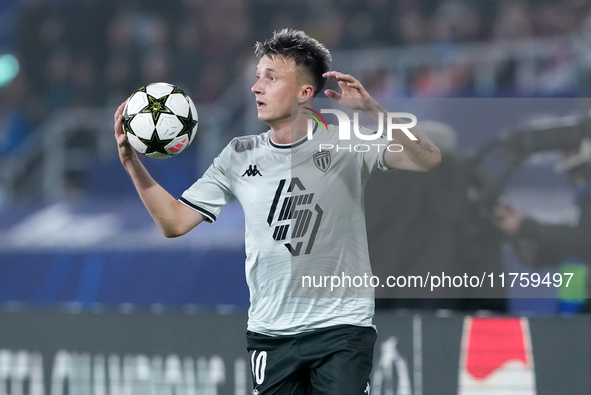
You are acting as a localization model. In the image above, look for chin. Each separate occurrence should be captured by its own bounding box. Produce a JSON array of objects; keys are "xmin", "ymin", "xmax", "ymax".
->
[{"xmin": 257, "ymin": 112, "xmax": 275, "ymax": 122}]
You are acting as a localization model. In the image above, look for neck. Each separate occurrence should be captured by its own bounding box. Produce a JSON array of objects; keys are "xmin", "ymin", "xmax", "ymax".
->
[{"xmin": 269, "ymin": 112, "xmax": 308, "ymax": 145}]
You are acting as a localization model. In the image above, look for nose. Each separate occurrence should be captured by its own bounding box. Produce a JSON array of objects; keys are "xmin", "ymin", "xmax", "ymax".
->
[{"xmin": 251, "ymin": 78, "xmax": 262, "ymax": 94}]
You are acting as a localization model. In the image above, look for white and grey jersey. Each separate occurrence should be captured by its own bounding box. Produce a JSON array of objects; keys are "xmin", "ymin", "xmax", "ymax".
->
[{"xmin": 180, "ymin": 125, "xmax": 389, "ymax": 336}]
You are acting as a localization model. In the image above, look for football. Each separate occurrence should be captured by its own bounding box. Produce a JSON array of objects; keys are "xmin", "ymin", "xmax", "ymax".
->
[{"xmin": 122, "ymin": 82, "xmax": 198, "ymax": 159}]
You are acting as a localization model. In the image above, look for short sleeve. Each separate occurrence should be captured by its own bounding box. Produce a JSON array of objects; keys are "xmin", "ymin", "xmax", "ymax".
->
[
  {"xmin": 179, "ymin": 142, "xmax": 236, "ymax": 223},
  {"xmin": 353, "ymin": 125, "xmax": 392, "ymax": 175}
]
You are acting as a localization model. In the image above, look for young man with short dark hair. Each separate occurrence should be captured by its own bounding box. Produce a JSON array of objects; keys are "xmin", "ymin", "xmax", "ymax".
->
[{"xmin": 114, "ymin": 28, "xmax": 440, "ymax": 394}]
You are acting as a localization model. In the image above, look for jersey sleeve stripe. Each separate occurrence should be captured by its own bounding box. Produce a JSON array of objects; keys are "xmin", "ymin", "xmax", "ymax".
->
[{"xmin": 179, "ymin": 197, "xmax": 217, "ymax": 223}]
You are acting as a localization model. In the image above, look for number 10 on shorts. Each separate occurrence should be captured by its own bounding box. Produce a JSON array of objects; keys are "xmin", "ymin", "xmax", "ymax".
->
[{"xmin": 251, "ymin": 350, "xmax": 268, "ymax": 385}]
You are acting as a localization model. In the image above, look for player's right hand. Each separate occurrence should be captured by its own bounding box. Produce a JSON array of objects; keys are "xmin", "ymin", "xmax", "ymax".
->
[
  {"xmin": 322, "ymin": 71, "xmax": 377, "ymax": 112},
  {"xmin": 113, "ymin": 101, "xmax": 137, "ymax": 164}
]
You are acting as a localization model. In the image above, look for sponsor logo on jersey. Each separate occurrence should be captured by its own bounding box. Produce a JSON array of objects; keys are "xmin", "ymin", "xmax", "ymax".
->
[{"xmin": 242, "ymin": 165, "xmax": 262, "ymax": 177}]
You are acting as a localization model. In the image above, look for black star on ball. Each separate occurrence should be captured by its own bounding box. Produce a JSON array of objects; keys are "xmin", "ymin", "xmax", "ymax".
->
[
  {"xmin": 177, "ymin": 111, "xmax": 198, "ymax": 141},
  {"xmin": 140, "ymin": 94, "xmax": 174, "ymax": 124},
  {"xmin": 140, "ymin": 131, "xmax": 173, "ymax": 156}
]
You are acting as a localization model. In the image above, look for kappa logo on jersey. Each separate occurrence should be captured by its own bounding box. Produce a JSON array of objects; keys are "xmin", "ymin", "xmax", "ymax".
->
[
  {"xmin": 267, "ymin": 177, "xmax": 324, "ymax": 256},
  {"xmin": 242, "ymin": 165, "xmax": 262, "ymax": 177},
  {"xmin": 313, "ymin": 150, "xmax": 331, "ymax": 172}
]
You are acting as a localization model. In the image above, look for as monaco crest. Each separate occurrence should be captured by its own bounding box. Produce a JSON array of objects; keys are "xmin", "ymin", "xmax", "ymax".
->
[{"xmin": 313, "ymin": 150, "xmax": 331, "ymax": 172}]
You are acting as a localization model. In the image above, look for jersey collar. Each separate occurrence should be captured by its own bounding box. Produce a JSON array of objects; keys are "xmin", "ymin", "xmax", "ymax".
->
[{"xmin": 268, "ymin": 123, "xmax": 318, "ymax": 149}]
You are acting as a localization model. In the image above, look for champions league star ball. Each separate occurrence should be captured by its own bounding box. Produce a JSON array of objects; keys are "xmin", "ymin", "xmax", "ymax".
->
[{"xmin": 123, "ymin": 82, "xmax": 198, "ymax": 159}]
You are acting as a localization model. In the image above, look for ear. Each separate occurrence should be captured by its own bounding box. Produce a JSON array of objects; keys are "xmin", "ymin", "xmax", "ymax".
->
[{"xmin": 298, "ymin": 84, "xmax": 315, "ymax": 100}]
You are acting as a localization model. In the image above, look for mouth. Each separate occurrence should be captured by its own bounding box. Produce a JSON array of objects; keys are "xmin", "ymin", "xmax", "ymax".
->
[{"xmin": 256, "ymin": 100, "xmax": 266, "ymax": 109}]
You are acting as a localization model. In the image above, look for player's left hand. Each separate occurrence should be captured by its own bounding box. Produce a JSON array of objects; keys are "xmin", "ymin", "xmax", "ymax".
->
[{"xmin": 323, "ymin": 71, "xmax": 378, "ymax": 112}]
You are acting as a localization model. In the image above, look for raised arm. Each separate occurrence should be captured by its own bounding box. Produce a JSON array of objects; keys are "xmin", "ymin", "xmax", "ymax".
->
[
  {"xmin": 114, "ymin": 102, "xmax": 204, "ymax": 237},
  {"xmin": 323, "ymin": 71, "xmax": 441, "ymax": 172}
]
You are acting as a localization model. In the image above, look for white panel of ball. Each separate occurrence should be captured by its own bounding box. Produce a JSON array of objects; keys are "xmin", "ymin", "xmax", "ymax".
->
[
  {"xmin": 126, "ymin": 133, "xmax": 148, "ymax": 154},
  {"xmin": 129, "ymin": 113, "xmax": 155, "ymax": 140},
  {"xmin": 146, "ymin": 83, "xmax": 174, "ymax": 99},
  {"xmin": 188, "ymin": 96, "xmax": 198, "ymax": 143},
  {"xmin": 165, "ymin": 93, "xmax": 190, "ymax": 118},
  {"xmin": 155, "ymin": 113, "xmax": 184, "ymax": 140},
  {"xmin": 126, "ymin": 92, "xmax": 149, "ymax": 115},
  {"xmin": 165, "ymin": 134, "xmax": 190, "ymax": 155}
]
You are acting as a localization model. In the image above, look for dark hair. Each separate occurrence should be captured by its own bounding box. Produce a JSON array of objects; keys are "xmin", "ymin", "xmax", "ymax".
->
[{"xmin": 254, "ymin": 29, "xmax": 332, "ymax": 97}]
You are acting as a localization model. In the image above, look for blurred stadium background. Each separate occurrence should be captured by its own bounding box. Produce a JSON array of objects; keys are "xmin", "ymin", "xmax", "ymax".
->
[{"xmin": 0, "ymin": 0, "xmax": 590, "ymax": 394}]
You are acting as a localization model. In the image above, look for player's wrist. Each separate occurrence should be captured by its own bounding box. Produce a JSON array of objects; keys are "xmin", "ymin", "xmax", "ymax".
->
[
  {"xmin": 120, "ymin": 151, "xmax": 140, "ymax": 170},
  {"xmin": 361, "ymin": 100, "xmax": 383, "ymax": 115}
]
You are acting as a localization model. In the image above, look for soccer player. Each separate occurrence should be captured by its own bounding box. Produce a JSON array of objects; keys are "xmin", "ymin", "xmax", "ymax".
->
[{"xmin": 114, "ymin": 29, "xmax": 440, "ymax": 394}]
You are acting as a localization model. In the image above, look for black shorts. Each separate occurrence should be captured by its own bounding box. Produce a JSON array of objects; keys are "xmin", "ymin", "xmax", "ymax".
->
[{"xmin": 246, "ymin": 324, "xmax": 377, "ymax": 395}]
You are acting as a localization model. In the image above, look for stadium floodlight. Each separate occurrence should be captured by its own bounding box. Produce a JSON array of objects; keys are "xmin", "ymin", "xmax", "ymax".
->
[{"xmin": 0, "ymin": 54, "xmax": 19, "ymax": 87}]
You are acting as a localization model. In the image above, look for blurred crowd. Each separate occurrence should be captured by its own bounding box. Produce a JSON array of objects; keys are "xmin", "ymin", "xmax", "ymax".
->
[
  {"xmin": 0, "ymin": 0, "xmax": 590, "ymax": 314},
  {"xmin": 2, "ymin": 0, "xmax": 591, "ymax": 156}
]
